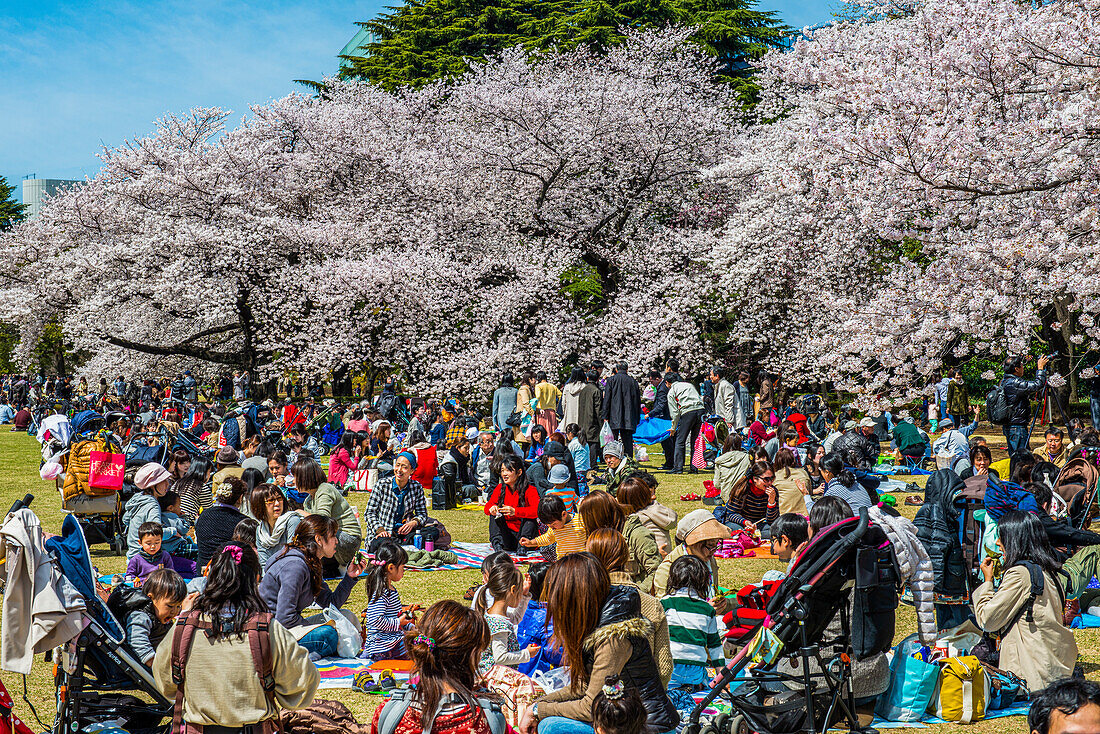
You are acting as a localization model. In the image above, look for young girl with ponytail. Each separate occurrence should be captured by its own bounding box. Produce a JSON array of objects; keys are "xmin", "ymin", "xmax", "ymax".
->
[
  {"xmin": 362, "ymin": 541, "xmax": 415, "ymax": 661},
  {"xmin": 475, "ymin": 561, "xmax": 539, "ymax": 673},
  {"xmin": 257, "ymin": 515, "xmax": 367, "ymax": 658},
  {"xmin": 370, "ymin": 600, "xmax": 503, "ymax": 734}
]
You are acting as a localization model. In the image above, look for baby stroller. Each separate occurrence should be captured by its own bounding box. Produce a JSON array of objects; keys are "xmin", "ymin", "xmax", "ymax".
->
[
  {"xmin": 46, "ymin": 512, "xmax": 173, "ymax": 734},
  {"xmin": 685, "ymin": 508, "xmax": 898, "ymax": 734},
  {"xmin": 54, "ymin": 411, "xmax": 128, "ymax": 556},
  {"xmin": 1054, "ymin": 457, "xmax": 1100, "ymax": 529}
]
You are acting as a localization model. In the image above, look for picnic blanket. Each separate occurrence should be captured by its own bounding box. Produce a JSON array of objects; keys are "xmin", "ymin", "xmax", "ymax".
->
[
  {"xmin": 870, "ymin": 701, "xmax": 1031, "ymax": 728},
  {"xmin": 314, "ymin": 657, "xmax": 413, "ymax": 689}
]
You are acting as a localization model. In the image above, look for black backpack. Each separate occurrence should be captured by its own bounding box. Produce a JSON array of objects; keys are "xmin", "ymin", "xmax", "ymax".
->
[
  {"xmin": 986, "ymin": 381, "xmax": 1011, "ymax": 425},
  {"xmin": 999, "ymin": 561, "xmax": 1063, "ymax": 638}
]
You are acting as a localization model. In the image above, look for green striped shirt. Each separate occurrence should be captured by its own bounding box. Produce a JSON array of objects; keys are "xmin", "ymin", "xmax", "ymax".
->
[{"xmin": 661, "ymin": 589, "xmax": 724, "ymax": 667}]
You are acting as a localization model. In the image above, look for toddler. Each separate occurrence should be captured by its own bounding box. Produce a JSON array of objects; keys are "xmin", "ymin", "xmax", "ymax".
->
[
  {"xmin": 157, "ymin": 489, "xmax": 197, "ymax": 559},
  {"xmin": 545, "ymin": 464, "xmax": 578, "ymax": 514},
  {"xmin": 118, "ymin": 568, "xmax": 194, "ymax": 666},
  {"xmin": 591, "ymin": 676, "xmax": 647, "ymax": 734},
  {"xmin": 126, "ymin": 522, "xmax": 198, "ymax": 581},
  {"xmin": 476, "ymin": 561, "xmax": 539, "ymax": 673},
  {"xmin": 521, "ymin": 496, "xmax": 587, "ymax": 557},
  {"xmin": 516, "ymin": 562, "xmax": 562, "ymax": 676},
  {"xmin": 661, "ymin": 554, "xmax": 724, "ymax": 690},
  {"xmin": 565, "ymin": 423, "xmax": 591, "ymax": 497},
  {"xmin": 361, "ymin": 542, "xmax": 416, "ymax": 661}
]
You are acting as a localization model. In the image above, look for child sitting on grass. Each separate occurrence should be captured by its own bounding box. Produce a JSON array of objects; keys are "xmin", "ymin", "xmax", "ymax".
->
[
  {"xmin": 116, "ymin": 568, "xmax": 195, "ymax": 666},
  {"xmin": 126, "ymin": 522, "xmax": 198, "ymax": 582},
  {"xmin": 476, "ymin": 561, "xmax": 539, "ymax": 673},
  {"xmin": 520, "ymin": 495, "xmax": 587, "ymax": 558},
  {"xmin": 660, "ymin": 554, "xmax": 725, "ymax": 691},
  {"xmin": 516, "ymin": 562, "xmax": 563, "ymax": 676},
  {"xmin": 361, "ymin": 541, "xmax": 416, "ymax": 661}
]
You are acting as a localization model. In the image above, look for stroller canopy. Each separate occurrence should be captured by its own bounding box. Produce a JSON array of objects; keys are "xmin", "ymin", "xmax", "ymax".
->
[{"xmin": 44, "ymin": 514, "xmax": 124, "ymax": 641}]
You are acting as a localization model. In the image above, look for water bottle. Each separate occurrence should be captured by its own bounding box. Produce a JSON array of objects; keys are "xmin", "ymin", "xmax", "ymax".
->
[
  {"xmin": 413, "ymin": 532, "xmax": 424, "ymax": 550},
  {"xmin": 424, "ymin": 538, "xmax": 434, "ymax": 552}
]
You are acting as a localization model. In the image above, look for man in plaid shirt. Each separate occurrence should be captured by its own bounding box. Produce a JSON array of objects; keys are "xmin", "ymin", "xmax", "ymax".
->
[{"xmin": 364, "ymin": 452, "xmax": 428, "ymax": 543}]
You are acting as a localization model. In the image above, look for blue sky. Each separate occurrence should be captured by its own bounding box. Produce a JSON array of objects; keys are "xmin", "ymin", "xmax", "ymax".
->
[{"xmin": 1, "ymin": 0, "xmax": 833, "ymax": 201}]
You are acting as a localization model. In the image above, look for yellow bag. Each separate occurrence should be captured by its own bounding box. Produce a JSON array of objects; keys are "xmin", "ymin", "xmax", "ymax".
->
[{"xmin": 928, "ymin": 655, "xmax": 987, "ymax": 724}]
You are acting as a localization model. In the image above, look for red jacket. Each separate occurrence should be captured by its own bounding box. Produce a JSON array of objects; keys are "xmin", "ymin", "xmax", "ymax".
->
[{"xmin": 485, "ymin": 481, "xmax": 540, "ymax": 530}]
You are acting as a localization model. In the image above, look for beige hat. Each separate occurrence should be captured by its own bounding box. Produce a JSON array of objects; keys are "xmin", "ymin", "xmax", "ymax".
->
[{"xmin": 676, "ymin": 509, "xmax": 732, "ymax": 546}]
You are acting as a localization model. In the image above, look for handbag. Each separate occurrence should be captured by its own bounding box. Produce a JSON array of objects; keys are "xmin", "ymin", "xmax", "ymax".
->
[
  {"xmin": 691, "ymin": 431, "xmax": 708, "ymax": 470},
  {"xmin": 876, "ymin": 646, "xmax": 941, "ymax": 722},
  {"xmin": 88, "ymin": 434, "xmax": 125, "ymax": 493},
  {"xmin": 505, "ymin": 411, "xmax": 522, "ymax": 428}
]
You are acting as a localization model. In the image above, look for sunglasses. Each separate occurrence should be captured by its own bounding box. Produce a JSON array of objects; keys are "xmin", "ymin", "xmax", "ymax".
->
[{"xmin": 759, "ymin": 475, "xmax": 776, "ymax": 484}]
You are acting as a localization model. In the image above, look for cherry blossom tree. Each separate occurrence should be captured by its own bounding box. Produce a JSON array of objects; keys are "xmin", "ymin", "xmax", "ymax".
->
[
  {"xmin": 707, "ymin": 0, "xmax": 1100, "ymax": 403},
  {"xmin": 0, "ymin": 29, "xmax": 739, "ymax": 396}
]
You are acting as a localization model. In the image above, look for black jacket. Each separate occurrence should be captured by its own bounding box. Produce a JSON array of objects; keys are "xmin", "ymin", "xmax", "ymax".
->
[
  {"xmin": 1040, "ymin": 513, "xmax": 1100, "ymax": 559},
  {"xmin": 603, "ymin": 372, "xmax": 641, "ymax": 431},
  {"xmin": 1002, "ymin": 370, "xmax": 1046, "ymax": 427},
  {"xmin": 831, "ymin": 429, "xmax": 880, "ymax": 468},
  {"xmin": 914, "ymin": 470, "xmax": 968, "ymax": 597},
  {"xmin": 651, "ymin": 379, "xmax": 670, "ymax": 421},
  {"xmin": 583, "ymin": 586, "xmax": 678, "ymax": 732}
]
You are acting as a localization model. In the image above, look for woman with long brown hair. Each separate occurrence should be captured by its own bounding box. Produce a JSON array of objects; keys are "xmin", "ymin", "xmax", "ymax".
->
[
  {"xmin": 586, "ymin": 529, "xmax": 672, "ymax": 687},
  {"xmin": 520, "ymin": 553, "xmax": 677, "ymax": 734},
  {"xmin": 257, "ymin": 515, "xmax": 367, "ymax": 658},
  {"xmin": 370, "ymin": 600, "xmax": 503, "ymax": 734},
  {"xmin": 579, "ymin": 491, "xmax": 661, "ymax": 591}
]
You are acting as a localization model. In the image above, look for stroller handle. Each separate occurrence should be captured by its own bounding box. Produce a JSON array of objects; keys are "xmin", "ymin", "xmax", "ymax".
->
[{"xmin": 8, "ymin": 494, "xmax": 33, "ymax": 516}]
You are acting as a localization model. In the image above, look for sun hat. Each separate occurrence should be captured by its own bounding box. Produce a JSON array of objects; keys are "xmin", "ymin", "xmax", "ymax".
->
[
  {"xmin": 676, "ymin": 509, "xmax": 733, "ymax": 546},
  {"xmin": 215, "ymin": 446, "xmax": 240, "ymax": 465},
  {"xmin": 548, "ymin": 464, "xmax": 570, "ymax": 484},
  {"xmin": 135, "ymin": 462, "xmax": 172, "ymax": 490}
]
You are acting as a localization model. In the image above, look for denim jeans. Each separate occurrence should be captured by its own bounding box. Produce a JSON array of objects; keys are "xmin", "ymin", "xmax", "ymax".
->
[
  {"xmin": 298, "ymin": 624, "xmax": 339, "ymax": 658},
  {"xmin": 538, "ymin": 718, "xmax": 673, "ymax": 734},
  {"xmin": 939, "ymin": 400, "xmax": 952, "ymax": 428},
  {"xmin": 1091, "ymin": 396, "xmax": 1100, "ymax": 431},
  {"xmin": 1003, "ymin": 424, "xmax": 1030, "ymax": 455}
]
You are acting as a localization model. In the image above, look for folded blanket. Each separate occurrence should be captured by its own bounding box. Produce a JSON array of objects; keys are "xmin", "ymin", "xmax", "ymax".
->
[{"xmin": 404, "ymin": 549, "xmax": 460, "ymax": 569}]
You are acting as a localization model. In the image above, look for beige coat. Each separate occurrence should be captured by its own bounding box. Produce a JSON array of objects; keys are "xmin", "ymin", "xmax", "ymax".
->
[
  {"xmin": 634, "ymin": 502, "xmax": 677, "ymax": 556},
  {"xmin": 153, "ymin": 616, "xmax": 319, "ymax": 726},
  {"xmin": 1, "ymin": 509, "xmax": 85, "ymax": 674},
  {"xmin": 713, "ymin": 450, "xmax": 752, "ymax": 502},
  {"xmin": 973, "ymin": 567, "xmax": 1077, "ymax": 691},
  {"xmin": 610, "ymin": 571, "xmax": 673, "ymax": 687},
  {"xmin": 774, "ymin": 467, "xmax": 810, "ymax": 515}
]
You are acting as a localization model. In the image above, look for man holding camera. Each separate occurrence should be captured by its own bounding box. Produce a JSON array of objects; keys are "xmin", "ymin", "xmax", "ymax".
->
[{"xmin": 1002, "ymin": 354, "xmax": 1050, "ymax": 455}]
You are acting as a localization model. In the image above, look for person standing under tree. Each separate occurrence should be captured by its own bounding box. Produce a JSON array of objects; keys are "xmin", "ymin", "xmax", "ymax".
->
[
  {"xmin": 603, "ymin": 363, "xmax": 641, "ymax": 462},
  {"xmin": 1001, "ymin": 355, "xmax": 1050, "ymax": 455}
]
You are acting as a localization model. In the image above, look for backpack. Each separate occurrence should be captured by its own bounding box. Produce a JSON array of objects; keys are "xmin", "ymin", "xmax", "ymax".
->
[
  {"xmin": 999, "ymin": 561, "xmax": 1062, "ymax": 639},
  {"xmin": 106, "ymin": 584, "xmax": 152, "ymax": 623},
  {"xmin": 985, "ymin": 382, "xmax": 1011, "ymax": 425},
  {"xmin": 374, "ymin": 688, "xmax": 506, "ymax": 734},
  {"xmin": 279, "ymin": 700, "xmax": 369, "ymax": 734},
  {"xmin": 170, "ymin": 611, "xmax": 282, "ymax": 734}
]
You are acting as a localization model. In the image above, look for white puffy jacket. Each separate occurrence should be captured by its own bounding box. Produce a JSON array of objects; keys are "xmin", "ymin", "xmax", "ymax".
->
[{"xmin": 869, "ymin": 505, "xmax": 937, "ymax": 645}]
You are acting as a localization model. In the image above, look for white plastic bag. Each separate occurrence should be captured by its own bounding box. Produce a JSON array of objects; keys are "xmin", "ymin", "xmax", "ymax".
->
[
  {"xmin": 599, "ymin": 421, "xmax": 614, "ymax": 447},
  {"xmin": 532, "ymin": 666, "xmax": 571, "ymax": 693},
  {"xmin": 323, "ymin": 606, "xmax": 363, "ymax": 659}
]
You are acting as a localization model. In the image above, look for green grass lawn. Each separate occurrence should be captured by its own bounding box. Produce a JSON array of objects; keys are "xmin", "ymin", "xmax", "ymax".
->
[{"xmin": 0, "ymin": 427, "xmax": 1094, "ymax": 733}]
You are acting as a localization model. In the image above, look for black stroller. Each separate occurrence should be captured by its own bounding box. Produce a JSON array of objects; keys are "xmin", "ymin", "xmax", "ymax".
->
[
  {"xmin": 46, "ymin": 512, "xmax": 173, "ymax": 734},
  {"xmin": 685, "ymin": 508, "xmax": 898, "ymax": 734}
]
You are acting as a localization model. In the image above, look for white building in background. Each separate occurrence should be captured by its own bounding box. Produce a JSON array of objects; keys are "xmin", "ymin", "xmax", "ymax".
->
[{"xmin": 21, "ymin": 176, "xmax": 80, "ymax": 219}]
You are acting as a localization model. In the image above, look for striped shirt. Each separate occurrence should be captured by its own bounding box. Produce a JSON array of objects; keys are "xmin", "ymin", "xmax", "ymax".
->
[
  {"xmin": 362, "ymin": 586, "xmax": 405, "ymax": 659},
  {"xmin": 722, "ymin": 490, "xmax": 778, "ymax": 528},
  {"xmin": 529, "ymin": 514, "xmax": 587, "ymax": 556},
  {"xmin": 822, "ymin": 479, "xmax": 874, "ymax": 515},
  {"xmin": 546, "ymin": 485, "xmax": 579, "ymax": 514},
  {"xmin": 661, "ymin": 589, "xmax": 724, "ymax": 668}
]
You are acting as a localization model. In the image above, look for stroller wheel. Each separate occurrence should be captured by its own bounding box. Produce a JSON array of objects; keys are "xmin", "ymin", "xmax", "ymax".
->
[
  {"xmin": 711, "ymin": 713, "xmax": 729, "ymax": 733},
  {"xmin": 729, "ymin": 714, "xmax": 751, "ymax": 734}
]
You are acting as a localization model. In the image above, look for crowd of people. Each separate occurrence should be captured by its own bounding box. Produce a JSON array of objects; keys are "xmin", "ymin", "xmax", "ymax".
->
[{"xmin": 7, "ymin": 353, "xmax": 1100, "ymax": 734}]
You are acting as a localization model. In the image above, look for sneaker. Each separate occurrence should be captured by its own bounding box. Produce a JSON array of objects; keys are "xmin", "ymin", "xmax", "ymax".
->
[
  {"xmin": 904, "ymin": 495, "xmax": 924, "ymax": 506},
  {"xmin": 463, "ymin": 585, "xmax": 478, "ymax": 601},
  {"xmin": 353, "ymin": 670, "xmax": 379, "ymax": 693},
  {"xmin": 378, "ymin": 669, "xmax": 398, "ymax": 690}
]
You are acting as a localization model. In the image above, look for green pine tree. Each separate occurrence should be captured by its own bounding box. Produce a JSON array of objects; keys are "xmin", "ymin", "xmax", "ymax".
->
[
  {"xmin": 0, "ymin": 176, "xmax": 25, "ymax": 230},
  {"xmin": 339, "ymin": 0, "xmax": 787, "ymax": 91}
]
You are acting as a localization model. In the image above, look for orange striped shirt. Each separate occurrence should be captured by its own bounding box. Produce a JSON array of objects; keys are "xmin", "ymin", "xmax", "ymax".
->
[{"xmin": 530, "ymin": 514, "xmax": 587, "ymax": 555}]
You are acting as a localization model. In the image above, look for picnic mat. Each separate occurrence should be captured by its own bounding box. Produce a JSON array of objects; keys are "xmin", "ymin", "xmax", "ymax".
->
[
  {"xmin": 314, "ymin": 657, "xmax": 413, "ymax": 689},
  {"xmin": 870, "ymin": 701, "xmax": 1031, "ymax": 728}
]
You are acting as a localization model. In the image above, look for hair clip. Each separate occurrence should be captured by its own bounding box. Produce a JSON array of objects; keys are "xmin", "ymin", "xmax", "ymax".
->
[
  {"xmin": 414, "ymin": 634, "xmax": 435, "ymax": 651},
  {"xmin": 601, "ymin": 680, "xmax": 625, "ymax": 700},
  {"xmin": 370, "ymin": 558, "xmax": 387, "ymax": 566},
  {"xmin": 222, "ymin": 545, "xmax": 243, "ymax": 565}
]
